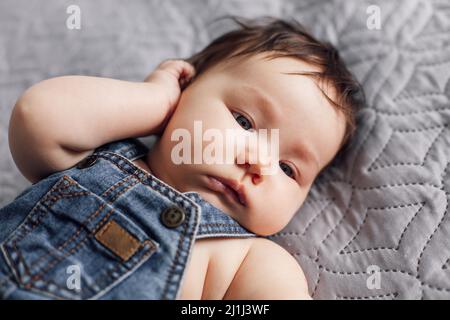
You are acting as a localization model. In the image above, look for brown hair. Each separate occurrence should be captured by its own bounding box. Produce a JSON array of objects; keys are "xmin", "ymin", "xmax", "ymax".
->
[{"xmin": 184, "ymin": 16, "xmax": 365, "ymax": 148}]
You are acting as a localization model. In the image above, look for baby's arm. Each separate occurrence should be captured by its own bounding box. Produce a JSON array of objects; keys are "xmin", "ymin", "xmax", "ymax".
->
[
  {"xmin": 223, "ymin": 237, "xmax": 311, "ymax": 300},
  {"xmin": 8, "ymin": 60, "xmax": 194, "ymax": 183}
]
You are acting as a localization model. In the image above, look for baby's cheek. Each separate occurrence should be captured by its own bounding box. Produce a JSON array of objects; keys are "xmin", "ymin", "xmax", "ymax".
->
[
  {"xmin": 272, "ymin": 192, "xmax": 306, "ymax": 231},
  {"xmin": 243, "ymin": 201, "xmax": 295, "ymax": 236},
  {"xmin": 242, "ymin": 183, "xmax": 305, "ymax": 235}
]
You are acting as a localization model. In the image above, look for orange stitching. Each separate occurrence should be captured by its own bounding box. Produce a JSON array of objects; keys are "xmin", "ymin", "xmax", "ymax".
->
[
  {"xmin": 28, "ymin": 214, "xmax": 155, "ymax": 300},
  {"xmin": 28, "ymin": 202, "xmax": 108, "ymax": 269},
  {"xmin": 99, "ymin": 240, "xmax": 155, "ymax": 290},
  {"xmin": 30, "ymin": 209, "xmax": 114, "ymax": 282},
  {"xmin": 108, "ymin": 180, "xmax": 139, "ymax": 203},
  {"xmin": 102, "ymin": 175, "xmax": 133, "ymax": 198}
]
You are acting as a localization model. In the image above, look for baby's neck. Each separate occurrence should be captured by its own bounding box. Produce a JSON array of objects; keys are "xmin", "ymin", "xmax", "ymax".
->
[{"xmin": 145, "ymin": 140, "xmax": 174, "ymax": 187}]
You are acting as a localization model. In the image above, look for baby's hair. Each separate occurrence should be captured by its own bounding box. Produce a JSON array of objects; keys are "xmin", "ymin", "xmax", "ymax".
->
[{"xmin": 184, "ymin": 16, "xmax": 365, "ymax": 149}]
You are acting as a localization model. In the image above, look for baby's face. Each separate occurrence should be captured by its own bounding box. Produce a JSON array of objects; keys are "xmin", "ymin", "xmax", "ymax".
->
[{"xmin": 148, "ymin": 53, "xmax": 346, "ymax": 236}]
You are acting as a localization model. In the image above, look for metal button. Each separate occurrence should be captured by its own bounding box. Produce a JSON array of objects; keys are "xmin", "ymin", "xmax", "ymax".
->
[
  {"xmin": 161, "ymin": 207, "xmax": 185, "ymax": 228},
  {"xmin": 76, "ymin": 155, "xmax": 98, "ymax": 169}
]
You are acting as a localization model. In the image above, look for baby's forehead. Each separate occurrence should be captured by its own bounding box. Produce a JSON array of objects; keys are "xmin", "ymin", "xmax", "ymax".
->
[
  {"xmin": 230, "ymin": 58, "xmax": 337, "ymax": 108},
  {"xmin": 218, "ymin": 52, "xmax": 322, "ymax": 75},
  {"xmin": 204, "ymin": 53, "xmax": 342, "ymax": 124}
]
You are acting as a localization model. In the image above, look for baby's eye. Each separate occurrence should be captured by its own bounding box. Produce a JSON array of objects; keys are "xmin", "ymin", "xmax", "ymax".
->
[
  {"xmin": 232, "ymin": 111, "xmax": 253, "ymax": 130},
  {"xmin": 279, "ymin": 161, "xmax": 295, "ymax": 179}
]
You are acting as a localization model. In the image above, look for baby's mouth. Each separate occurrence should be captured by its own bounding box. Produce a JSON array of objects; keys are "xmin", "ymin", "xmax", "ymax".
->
[{"xmin": 206, "ymin": 175, "xmax": 247, "ymax": 207}]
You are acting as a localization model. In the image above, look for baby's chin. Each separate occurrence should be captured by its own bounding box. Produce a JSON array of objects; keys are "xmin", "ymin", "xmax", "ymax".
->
[{"xmin": 189, "ymin": 190, "xmax": 282, "ymax": 236}]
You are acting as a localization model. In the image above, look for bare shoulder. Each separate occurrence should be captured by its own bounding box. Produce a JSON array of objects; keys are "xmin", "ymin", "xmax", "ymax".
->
[{"xmin": 222, "ymin": 237, "xmax": 311, "ymax": 300}]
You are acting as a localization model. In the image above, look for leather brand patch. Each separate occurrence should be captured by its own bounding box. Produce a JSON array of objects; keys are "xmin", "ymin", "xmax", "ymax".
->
[{"xmin": 95, "ymin": 219, "xmax": 141, "ymax": 261}]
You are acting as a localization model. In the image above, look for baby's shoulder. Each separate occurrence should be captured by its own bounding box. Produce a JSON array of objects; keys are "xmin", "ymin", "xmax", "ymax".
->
[
  {"xmin": 222, "ymin": 237, "xmax": 311, "ymax": 299},
  {"xmin": 246, "ymin": 237, "xmax": 305, "ymax": 272}
]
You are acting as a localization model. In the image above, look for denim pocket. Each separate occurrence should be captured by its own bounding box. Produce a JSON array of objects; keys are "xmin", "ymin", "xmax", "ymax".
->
[{"xmin": 1, "ymin": 175, "xmax": 157, "ymax": 299}]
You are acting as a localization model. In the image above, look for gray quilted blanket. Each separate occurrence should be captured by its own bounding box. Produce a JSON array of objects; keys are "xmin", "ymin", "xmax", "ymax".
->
[{"xmin": 0, "ymin": 0, "xmax": 449, "ymax": 299}]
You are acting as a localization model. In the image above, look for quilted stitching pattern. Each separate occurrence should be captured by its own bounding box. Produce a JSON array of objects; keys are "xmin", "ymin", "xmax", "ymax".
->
[
  {"xmin": 269, "ymin": 0, "xmax": 450, "ymax": 299},
  {"xmin": 0, "ymin": 0, "xmax": 449, "ymax": 299}
]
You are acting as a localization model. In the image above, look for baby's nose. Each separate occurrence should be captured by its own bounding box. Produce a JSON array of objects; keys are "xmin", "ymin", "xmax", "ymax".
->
[{"xmin": 235, "ymin": 133, "xmax": 278, "ymax": 177}]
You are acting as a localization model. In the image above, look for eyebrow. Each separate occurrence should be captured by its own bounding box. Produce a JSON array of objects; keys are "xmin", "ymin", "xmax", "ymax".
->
[{"xmin": 239, "ymin": 84, "xmax": 320, "ymax": 174}]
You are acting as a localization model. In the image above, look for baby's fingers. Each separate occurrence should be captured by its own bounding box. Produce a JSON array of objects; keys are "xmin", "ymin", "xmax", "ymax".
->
[{"xmin": 157, "ymin": 59, "xmax": 196, "ymax": 81}]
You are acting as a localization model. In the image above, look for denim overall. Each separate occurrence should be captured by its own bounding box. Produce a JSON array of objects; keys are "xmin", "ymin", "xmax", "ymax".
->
[{"xmin": 0, "ymin": 138, "xmax": 257, "ymax": 299}]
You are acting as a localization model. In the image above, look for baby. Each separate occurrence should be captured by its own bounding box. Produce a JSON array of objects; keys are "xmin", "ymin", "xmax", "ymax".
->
[{"xmin": 0, "ymin": 17, "xmax": 362, "ymax": 300}]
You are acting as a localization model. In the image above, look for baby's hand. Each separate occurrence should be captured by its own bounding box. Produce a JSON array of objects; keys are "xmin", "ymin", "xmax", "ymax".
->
[{"xmin": 144, "ymin": 59, "xmax": 196, "ymax": 116}]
